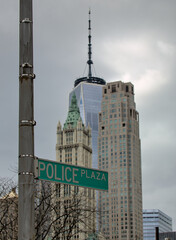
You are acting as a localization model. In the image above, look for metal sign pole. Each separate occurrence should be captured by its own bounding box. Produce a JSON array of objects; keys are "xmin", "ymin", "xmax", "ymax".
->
[{"xmin": 18, "ymin": 0, "xmax": 35, "ymax": 239}]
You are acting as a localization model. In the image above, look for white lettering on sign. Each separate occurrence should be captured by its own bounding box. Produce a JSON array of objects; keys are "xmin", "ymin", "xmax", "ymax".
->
[
  {"xmin": 86, "ymin": 171, "xmax": 90, "ymax": 179},
  {"xmin": 38, "ymin": 161, "xmax": 107, "ymax": 188},
  {"xmin": 91, "ymin": 172, "xmax": 95, "ymax": 179},
  {"xmin": 39, "ymin": 162, "xmax": 80, "ymax": 184},
  {"xmin": 65, "ymin": 167, "xmax": 71, "ymax": 182},
  {"xmin": 101, "ymin": 173, "xmax": 106, "ymax": 181},
  {"xmin": 81, "ymin": 169, "xmax": 106, "ymax": 181},
  {"xmin": 73, "ymin": 168, "xmax": 79, "ymax": 183},
  {"xmin": 97, "ymin": 172, "xmax": 100, "ymax": 180},
  {"xmin": 81, "ymin": 169, "xmax": 85, "ymax": 177},
  {"xmin": 62, "ymin": 166, "xmax": 64, "ymax": 181},
  {"xmin": 55, "ymin": 165, "xmax": 61, "ymax": 181},
  {"xmin": 46, "ymin": 164, "xmax": 53, "ymax": 179},
  {"xmin": 39, "ymin": 162, "xmax": 45, "ymax": 177}
]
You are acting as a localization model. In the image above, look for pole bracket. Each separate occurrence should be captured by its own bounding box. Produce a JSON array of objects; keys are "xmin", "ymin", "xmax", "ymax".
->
[
  {"xmin": 19, "ymin": 154, "xmax": 35, "ymax": 158},
  {"xmin": 18, "ymin": 171, "xmax": 34, "ymax": 176},
  {"xmin": 19, "ymin": 73, "xmax": 36, "ymax": 80},
  {"xmin": 20, "ymin": 120, "xmax": 36, "ymax": 127},
  {"xmin": 21, "ymin": 18, "xmax": 32, "ymax": 23},
  {"xmin": 22, "ymin": 62, "xmax": 33, "ymax": 68}
]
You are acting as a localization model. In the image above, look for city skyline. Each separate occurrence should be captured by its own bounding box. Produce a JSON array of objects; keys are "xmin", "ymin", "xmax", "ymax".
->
[{"xmin": 0, "ymin": 0, "xmax": 176, "ymax": 230}]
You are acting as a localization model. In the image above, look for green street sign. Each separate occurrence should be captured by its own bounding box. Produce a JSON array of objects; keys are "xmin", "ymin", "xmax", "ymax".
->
[{"xmin": 35, "ymin": 158, "xmax": 108, "ymax": 191}]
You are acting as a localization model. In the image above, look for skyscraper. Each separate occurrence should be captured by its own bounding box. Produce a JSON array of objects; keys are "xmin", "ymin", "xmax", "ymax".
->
[
  {"xmin": 69, "ymin": 10, "xmax": 106, "ymax": 169},
  {"xmin": 55, "ymin": 94, "xmax": 96, "ymax": 239},
  {"xmin": 143, "ymin": 209, "xmax": 172, "ymax": 240},
  {"xmin": 98, "ymin": 81, "xmax": 143, "ymax": 240}
]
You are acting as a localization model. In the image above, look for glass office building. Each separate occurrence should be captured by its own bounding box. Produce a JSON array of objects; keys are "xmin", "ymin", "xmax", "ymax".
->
[
  {"xmin": 69, "ymin": 10, "xmax": 106, "ymax": 169},
  {"xmin": 143, "ymin": 209, "xmax": 172, "ymax": 240},
  {"xmin": 69, "ymin": 81, "xmax": 105, "ymax": 168}
]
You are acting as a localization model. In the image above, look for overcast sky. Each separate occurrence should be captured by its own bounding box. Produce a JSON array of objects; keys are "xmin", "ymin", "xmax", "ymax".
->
[{"xmin": 1, "ymin": 0, "xmax": 176, "ymax": 230}]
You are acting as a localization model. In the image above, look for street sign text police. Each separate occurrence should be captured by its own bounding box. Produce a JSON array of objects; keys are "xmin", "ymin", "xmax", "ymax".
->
[{"xmin": 35, "ymin": 158, "xmax": 108, "ymax": 191}]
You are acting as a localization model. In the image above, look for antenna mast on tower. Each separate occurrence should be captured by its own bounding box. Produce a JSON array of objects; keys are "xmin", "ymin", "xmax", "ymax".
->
[
  {"xmin": 87, "ymin": 9, "xmax": 93, "ymax": 78},
  {"xmin": 74, "ymin": 9, "xmax": 106, "ymax": 87}
]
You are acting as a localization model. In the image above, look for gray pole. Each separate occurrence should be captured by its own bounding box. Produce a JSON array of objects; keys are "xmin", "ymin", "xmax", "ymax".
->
[{"xmin": 18, "ymin": 0, "xmax": 35, "ymax": 239}]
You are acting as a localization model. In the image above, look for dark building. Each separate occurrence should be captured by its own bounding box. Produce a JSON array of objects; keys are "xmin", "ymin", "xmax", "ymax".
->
[{"xmin": 159, "ymin": 232, "xmax": 176, "ymax": 240}]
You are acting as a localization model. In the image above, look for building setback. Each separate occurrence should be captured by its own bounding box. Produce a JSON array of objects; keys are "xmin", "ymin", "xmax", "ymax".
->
[
  {"xmin": 55, "ymin": 94, "xmax": 96, "ymax": 239},
  {"xmin": 98, "ymin": 81, "xmax": 143, "ymax": 240},
  {"xmin": 143, "ymin": 209, "xmax": 172, "ymax": 240}
]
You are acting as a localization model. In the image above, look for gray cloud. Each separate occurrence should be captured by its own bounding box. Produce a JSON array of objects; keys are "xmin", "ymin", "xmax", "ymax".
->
[{"xmin": 0, "ymin": 0, "xmax": 176, "ymax": 230}]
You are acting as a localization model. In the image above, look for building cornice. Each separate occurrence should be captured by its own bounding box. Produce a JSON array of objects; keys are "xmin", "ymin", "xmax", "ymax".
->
[{"xmin": 56, "ymin": 143, "xmax": 92, "ymax": 153}]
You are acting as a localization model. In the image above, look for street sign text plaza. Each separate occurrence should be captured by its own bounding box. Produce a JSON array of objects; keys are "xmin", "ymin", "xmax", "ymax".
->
[{"xmin": 35, "ymin": 158, "xmax": 108, "ymax": 191}]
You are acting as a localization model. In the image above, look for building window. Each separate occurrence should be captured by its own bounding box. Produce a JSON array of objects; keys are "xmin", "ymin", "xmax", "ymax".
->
[
  {"xmin": 65, "ymin": 148, "xmax": 72, "ymax": 163},
  {"xmin": 112, "ymin": 85, "xmax": 116, "ymax": 93},
  {"xmin": 131, "ymin": 86, "xmax": 134, "ymax": 94},
  {"xmin": 66, "ymin": 131, "xmax": 73, "ymax": 144}
]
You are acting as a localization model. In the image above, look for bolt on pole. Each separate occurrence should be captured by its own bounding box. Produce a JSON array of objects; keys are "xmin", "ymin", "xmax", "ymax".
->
[{"xmin": 18, "ymin": 0, "xmax": 35, "ymax": 239}]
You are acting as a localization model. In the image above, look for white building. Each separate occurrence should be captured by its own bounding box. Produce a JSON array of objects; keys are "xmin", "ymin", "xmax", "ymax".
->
[{"xmin": 143, "ymin": 209, "xmax": 172, "ymax": 240}]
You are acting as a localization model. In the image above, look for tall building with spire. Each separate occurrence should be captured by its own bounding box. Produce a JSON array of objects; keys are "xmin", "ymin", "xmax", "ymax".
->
[
  {"xmin": 69, "ymin": 10, "xmax": 106, "ymax": 169},
  {"xmin": 67, "ymin": 10, "xmax": 143, "ymax": 240},
  {"xmin": 98, "ymin": 81, "xmax": 143, "ymax": 240},
  {"xmin": 55, "ymin": 94, "xmax": 96, "ymax": 239}
]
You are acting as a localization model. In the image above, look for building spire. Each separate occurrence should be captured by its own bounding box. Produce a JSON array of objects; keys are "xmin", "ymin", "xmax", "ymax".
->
[
  {"xmin": 87, "ymin": 9, "xmax": 93, "ymax": 78},
  {"xmin": 73, "ymin": 9, "xmax": 106, "ymax": 87},
  {"xmin": 63, "ymin": 94, "xmax": 83, "ymax": 129}
]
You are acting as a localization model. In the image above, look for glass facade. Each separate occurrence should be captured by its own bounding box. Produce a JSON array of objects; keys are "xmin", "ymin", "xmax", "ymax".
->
[
  {"xmin": 69, "ymin": 82, "xmax": 103, "ymax": 168},
  {"xmin": 143, "ymin": 209, "xmax": 172, "ymax": 240}
]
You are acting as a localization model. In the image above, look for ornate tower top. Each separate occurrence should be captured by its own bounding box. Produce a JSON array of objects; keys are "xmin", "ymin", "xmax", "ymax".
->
[
  {"xmin": 74, "ymin": 10, "xmax": 106, "ymax": 87},
  {"xmin": 63, "ymin": 94, "xmax": 83, "ymax": 129}
]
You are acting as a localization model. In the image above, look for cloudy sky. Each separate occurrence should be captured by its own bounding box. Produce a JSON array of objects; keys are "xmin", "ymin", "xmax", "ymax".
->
[{"xmin": 1, "ymin": 0, "xmax": 176, "ymax": 230}]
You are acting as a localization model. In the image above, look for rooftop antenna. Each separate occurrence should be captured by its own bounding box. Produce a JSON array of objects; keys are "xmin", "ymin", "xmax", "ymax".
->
[
  {"xmin": 74, "ymin": 9, "xmax": 106, "ymax": 87},
  {"xmin": 87, "ymin": 9, "xmax": 93, "ymax": 78}
]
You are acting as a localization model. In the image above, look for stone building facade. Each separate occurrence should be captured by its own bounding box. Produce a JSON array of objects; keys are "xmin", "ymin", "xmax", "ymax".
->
[
  {"xmin": 98, "ymin": 81, "xmax": 143, "ymax": 240},
  {"xmin": 54, "ymin": 94, "xmax": 96, "ymax": 239}
]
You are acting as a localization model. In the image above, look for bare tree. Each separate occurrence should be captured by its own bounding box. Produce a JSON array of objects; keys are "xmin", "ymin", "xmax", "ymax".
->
[
  {"xmin": 0, "ymin": 178, "xmax": 97, "ymax": 240},
  {"xmin": 0, "ymin": 178, "xmax": 18, "ymax": 240},
  {"xmin": 35, "ymin": 182, "xmax": 96, "ymax": 240}
]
